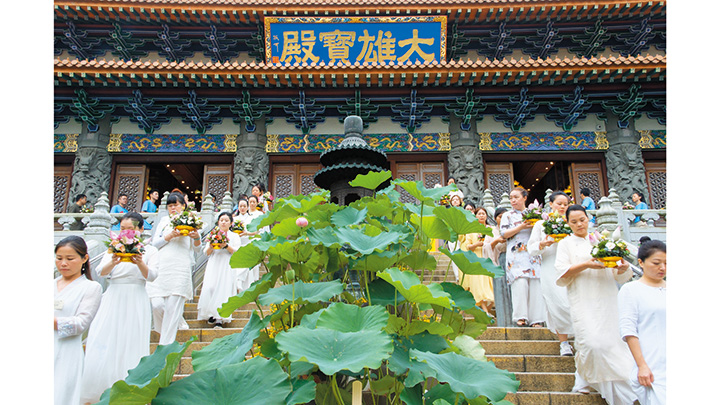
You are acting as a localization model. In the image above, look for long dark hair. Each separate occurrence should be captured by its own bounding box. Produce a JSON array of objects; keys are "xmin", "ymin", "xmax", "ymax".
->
[
  {"xmin": 638, "ymin": 237, "xmax": 666, "ymax": 261},
  {"xmin": 55, "ymin": 236, "xmax": 92, "ymax": 280},
  {"xmin": 493, "ymin": 207, "xmax": 508, "ymax": 226},
  {"xmin": 252, "ymin": 182, "xmax": 267, "ymax": 194}
]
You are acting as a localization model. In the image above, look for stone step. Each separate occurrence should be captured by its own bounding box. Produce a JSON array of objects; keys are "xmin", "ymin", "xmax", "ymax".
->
[
  {"xmin": 504, "ymin": 391, "xmax": 606, "ymax": 404},
  {"xmin": 480, "ymin": 340, "xmax": 562, "ymax": 356},
  {"xmin": 488, "ymin": 355, "xmax": 576, "ymax": 373}
]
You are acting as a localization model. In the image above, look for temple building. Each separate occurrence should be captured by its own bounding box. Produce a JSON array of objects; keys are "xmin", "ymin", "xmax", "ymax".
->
[{"xmin": 53, "ymin": 0, "xmax": 666, "ymax": 213}]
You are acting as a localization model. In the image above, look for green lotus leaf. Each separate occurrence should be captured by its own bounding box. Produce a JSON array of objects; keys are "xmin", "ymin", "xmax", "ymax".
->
[
  {"xmin": 229, "ymin": 243, "xmax": 265, "ymax": 269},
  {"xmin": 268, "ymin": 239, "xmax": 314, "ymax": 264},
  {"xmin": 272, "ymin": 216, "xmax": 303, "ymax": 238},
  {"xmin": 432, "ymin": 400, "xmax": 453, "ymax": 405},
  {"xmin": 387, "ymin": 340, "xmax": 436, "ymax": 387},
  {"xmin": 396, "ymin": 180, "xmax": 456, "ymax": 203},
  {"xmin": 407, "ymin": 320, "xmax": 454, "ymax": 336},
  {"xmin": 452, "ymin": 335, "xmax": 487, "ymax": 361},
  {"xmin": 399, "ymin": 250, "xmax": 437, "ymax": 272},
  {"xmin": 410, "ymin": 350, "xmax": 519, "ymax": 403},
  {"xmin": 285, "ymin": 378, "xmax": 317, "ymax": 405},
  {"xmin": 298, "ymin": 307, "xmax": 326, "ymax": 329},
  {"xmin": 424, "ymin": 384, "xmax": 458, "ymax": 405},
  {"xmin": 94, "ymin": 338, "xmax": 196, "ymax": 405},
  {"xmin": 253, "ymin": 232, "xmax": 289, "ymax": 251},
  {"xmin": 370, "ymin": 375, "xmax": 403, "ymax": 396},
  {"xmin": 439, "ymin": 282, "xmax": 477, "ymax": 311},
  {"xmin": 409, "ymin": 214, "xmax": 452, "ymax": 241},
  {"xmin": 306, "ymin": 226, "xmax": 341, "ymax": 247},
  {"xmin": 361, "ymin": 194, "xmax": 396, "ymax": 218},
  {"xmin": 284, "ymin": 193, "xmax": 330, "ymax": 213},
  {"xmin": 289, "ymin": 361, "xmax": 317, "ymax": 379},
  {"xmin": 315, "ymin": 302, "xmax": 389, "ymax": 333},
  {"xmin": 191, "ymin": 312, "xmax": 269, "ymax": 372},
  {"xmin": 440, "ymin": 248, "xmax": 504, "ymax": 278},
  {"xmin": 275, "ymin": 327, "xmax": 394, "ymax": 375},
  {"xmin": 350, "ymin": 249, "xmax": 399, "ymax": 273},
  {"xmin": 348, "ymin": 169, "xmax": 393, "ymax": 190},
  {"xmin": 367, "ymin": 277, "xmax": 407, "ymax": 307},
  {"xmin": 384, "ymin": 314, "xmax": 407, "ymax": 335},
  {"xmin": 399, "ymin": 383, "xmax": 424, "ymax": 405},
  {"xmin": 257, "ymin": 280, "xmax": 345, "ymax": 306},
  {"xmin": 260, "ymin": 338, "xmax": 283, "ymax": 361},
  {"xmin": 152, "ymin": 357, "xmax": 292, "ymax": 405},
  {"xmin": 377, "ymin": 267, "xmax": 453, "ymax": 309},
  {"xmin": 433, "ymin": 206, "xmax": 494, "ymax": 236},
  {"xmin": 334, "ymin": 226, "xmax": 404, "ymax": 255},
  {"xmin": 218, "ymin": 272, "xmax": 275, "ymax": 318},
  {"xmin": 331, "ymin": 206, "xmax": 368, "ymax": 227}
]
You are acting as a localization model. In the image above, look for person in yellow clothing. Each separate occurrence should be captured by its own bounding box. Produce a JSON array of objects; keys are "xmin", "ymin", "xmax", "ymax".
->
[{"xmin": 458, "ymin": 207, "xmax": 495, "ymax": 315}]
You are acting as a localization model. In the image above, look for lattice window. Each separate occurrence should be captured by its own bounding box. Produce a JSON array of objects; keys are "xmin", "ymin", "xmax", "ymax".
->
[
  {"xmin": 577, "ymin": 172, "xmax": 602, "ymax": 206},
  {"xmin": 54, "ymin": 175, "xmax": 70, "ymax": 213},
  {"xmin": 118, "ymin": 175, "xmax": 141, "ymax": 211},
  {"xmin": 207, "ymin": 175, "xmax": 230, "ymax": 205},
  {"xmin": 423, "ymin": 173, "xmax": 442, "ymax": 189},
  {"xmin": 300, "ymin": 174, "xmax": 319, "ymax": 196},
  {"xmin": 398, "ymin": 174, "xmax": 418, "ymax": 204},
  {"xmin": 488, "ymin": 173, "xmax": 511, "ymax": 206},
  {"xmin": 275, "ymin": 175, "xmax": 293, "ymax": 200},
  {"xmin": 648, "ymin": 171, "xmax": 666, "ymax": 209}
]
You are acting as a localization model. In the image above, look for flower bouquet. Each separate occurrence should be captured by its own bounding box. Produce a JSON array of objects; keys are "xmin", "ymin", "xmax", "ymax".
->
[
  {"xmin": 589, "ymin": 228, "xmax": 630, "ymax": 268},
  {"xmin": 170, "ymin": 210, "xmax": 204, "ymax": 235},
  {"xmin": 205, "ymin": 227, "xmax": 228, "ymax": 249},
  {"xmin": 187, "ymin": 201, "xmax": 196, "ymax": 212},
  {"xmin": 230, "ymin": 218, "xmax": 245, "ymax": 234},
  {"xmin": 81, "ymin": 204, "xmax": 94, "ymax": 213},
  {"xmin": 541, "ymin": 212, "xmax": 573, "ymax": 241},
  {"xmin": 438, "ymin": 194, "xmax": 451, "ymax": 206},
  {"xmin": 105, "ymin": 229, "xmax": 145, "ymax": 262},
  {"xmin": 622, "ymin": 201, "xmax": 635, "ymax": 210},
  {"xmin": 522, "ymin": 199, "xmax": 543, "ymax": 225}
]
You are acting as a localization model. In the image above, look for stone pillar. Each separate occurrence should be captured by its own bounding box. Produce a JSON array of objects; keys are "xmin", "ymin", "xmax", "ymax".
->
[
  {"xmin": 603, "ymin": 112, "xmax": 649, "ymax": 204},
  {"xmin": 83, "ymin": 191, "xmax": 113, "ymax": 243},
  {"xmin": 233, "ymin": 119, "xmax": 270, "ymax": 201},
  {"xmin": 447, "ymin": 115, "xmax": 484, "ymax": 204},
  {"xmin": 68, "ymin": 116, "xmax": 113, "ymax": 207}
]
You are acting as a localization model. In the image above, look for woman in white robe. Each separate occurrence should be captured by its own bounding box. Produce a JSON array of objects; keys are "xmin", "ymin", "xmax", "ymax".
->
[
  {"xmin": 233, "ymin": 198, "xmax": 254, "ymax": 293},
  {"xmin": 147, "ymin": 192, "xmax": 201, "ymax": 345},
  {"xmin": 618, "ymin": 237, "xmax": 666, "ymax": 405},
  {"xmin": 54, "ymin": 236, "xmax": 102, "ymax": 405},
  {"xmin": 239, "ymin": 195, "xmax": 266, "ymax": 288},
  {"xmin": 197, "ymin": 212, "xmax": 241, "ymax": 327},
  {"xmin": 555, "ymin": 205, "xmax": 636, "ymax": 405},
  {"xmin": 80, "ymin": 214, "xmax": 158, "ymax": 404},
  {"xmin": 483, "ymin": 208, "xmax": 512, "ymax": 327}
]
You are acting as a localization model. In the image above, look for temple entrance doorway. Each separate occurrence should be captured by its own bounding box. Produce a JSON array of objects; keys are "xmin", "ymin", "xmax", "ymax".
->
[{"xmin": 484, "ymin": 153, "xmax": 607, "ymax": 207}]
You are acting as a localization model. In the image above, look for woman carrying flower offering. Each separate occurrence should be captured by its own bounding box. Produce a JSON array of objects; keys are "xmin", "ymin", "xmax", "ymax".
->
[
  {"xmin": 241, "ymin": 195, "xmax": 266, "ymax": 288},
  {"xmin": 230, "ymin": 217, "xmax": 245, "ymax": 235},
  {"xmin": 170, "ymin": 209, "xmax": 203, "ymax": 236},
  {"xmin": 80, "ymin": 213, "xmax": 158, "ymax": 405},
  {"xmin": 197, "ymin": 212, "xmax": 241, "ymax": 328},
  {"xmin": 147, "ymin": 192, "xmax": 202, "ymax": 345},
  {"xmin": 54, "ymin": 236, "xmax": 102, "ymax": 405},
  {"xmin": 500, "ymin": 187, "xmax": 545, "ymax": 328},
  {"xmin": 251, "ymin": 182, "xmax": 271, "ymax": 213},
  {"xmin": 528, "ymin": 192, "xmax": 589, "ymax": 394},
  {"xmin": 459, "ymin": 207, "xmax": 495, "ymax": 315},
  {"xmin": 618, "ymin": 237, "xmax": 667, "ymax": 405},
  {"xmin": 555, "ymin": 205, "xmax": 636, "ymax": 404}
]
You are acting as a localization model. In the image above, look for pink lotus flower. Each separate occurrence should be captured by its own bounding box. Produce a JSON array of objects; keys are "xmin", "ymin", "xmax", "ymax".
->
[
  {"xmin": 541, "ymin": 212, "xmax": 550, "ymax": 221},
  {"xmin": 528, "ymin": 199, "xmax": 540, "ymax": 210},
  {"xmin": 588, "ymin": 231, "xmax": 602, "ymax": 246}
]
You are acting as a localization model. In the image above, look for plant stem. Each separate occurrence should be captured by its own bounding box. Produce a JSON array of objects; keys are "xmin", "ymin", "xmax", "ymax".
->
[
  {"xmin": 331, "ymin": 374, "xmax": 346, "ymax": 405},
  {"xmin": 454, "ymin": 392, "xmax": 460, "ymax": 405},
  {"xmin": 290, "ymin": 282, "xmax": 295, "ymax": 327}
]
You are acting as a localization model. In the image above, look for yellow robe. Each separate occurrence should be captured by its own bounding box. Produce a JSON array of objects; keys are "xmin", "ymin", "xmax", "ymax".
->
[{"xmin": 459, "ymin": 233, "xmax": 494, "ymax": 304}]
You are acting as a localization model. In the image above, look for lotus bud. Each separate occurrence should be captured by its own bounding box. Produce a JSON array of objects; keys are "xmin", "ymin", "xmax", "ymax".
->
[
  {"xmin": 296, "ymin": 217, "xmax": 309, "ymax": 227},
  {"xmin": 611, "ymin": 226, "xmax": 622, "ymax": 241}
]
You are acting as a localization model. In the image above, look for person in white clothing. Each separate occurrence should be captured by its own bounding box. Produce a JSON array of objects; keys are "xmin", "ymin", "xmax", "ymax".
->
[
  {"xmin": 54, "ymin": 236, "xmax": 103, "ymax": 405},
  {"xmin": 80, "ymin": 213, "xmax": 158, "ymax": 404},
  {"xmin": 197, "ymin": 212, "xmax": 241, "ymax": 328},
  {"xmin": 618, "ymin": 237, "xmax": 666, "ymax": 405},
  {"xmin": 146, "ymin": 192, "xmax": 201, "ymax": 345},
  {"xmin": 233, "ymin": 198, "xmax": 253, "ymax": 293},
  {"xmin": 555, "ymin": 205, "xmax": 637, "ymax": 405},
  {"xmin": 500, "ymin": 187, "xmax": 545, "ymax": 327}
]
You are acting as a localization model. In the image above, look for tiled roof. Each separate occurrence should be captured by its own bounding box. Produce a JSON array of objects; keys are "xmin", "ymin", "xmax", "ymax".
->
[{"xmin": 55, "ymin": 54, "xmax": 665, "ymax": 88}]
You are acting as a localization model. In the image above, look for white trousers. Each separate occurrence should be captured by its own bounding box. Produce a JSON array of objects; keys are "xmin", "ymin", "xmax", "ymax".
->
[
  {"xmin": 151, "ymin": 295, "xmax": 187, "ymax": 345},
  {"xmin": 592, "ymin": 379, "xmax": 638, "ymax": 405},
  {"xmin": 510, "ymin": 277, "xmax": 545, "ymax": 325}
]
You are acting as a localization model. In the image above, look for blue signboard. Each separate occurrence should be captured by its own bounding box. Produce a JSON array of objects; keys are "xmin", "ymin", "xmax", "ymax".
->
[{"xmin": 265, "ymin": 16, "xmax": 447, "ymax": 65}]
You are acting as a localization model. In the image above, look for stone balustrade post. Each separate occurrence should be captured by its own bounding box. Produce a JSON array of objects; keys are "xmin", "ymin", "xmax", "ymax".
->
[
  {"xmin": 199, "ymin": 194, "xmax": 216, "ymax": 232},
  {"xmin": 544, "ymin": 189, "xmax": 553, "ymax": 210},
  {"xmin": 595, "ymin": 196, "xmax": 619, "ymax": 233},
  {"xmin": 498, "ymin": 192, "xmax": 512, "ymax": 210},
  {"xmin": 220, "ymin": 191, "xmax": 234, "ymax": 213},
  {"xmin": 158, "ymin": 191, "xmax": 169, "ymax": 215},
  {"xmin": 83, "ymin": 192, "xmax": 113, "ymax": 242},
  {"xmin": 482, "ymin": 188, "xmax": 496, "ymax": 218},
  {"xmin": 608, "ymin": 188, "xmax": 622, "ymax": 210}
]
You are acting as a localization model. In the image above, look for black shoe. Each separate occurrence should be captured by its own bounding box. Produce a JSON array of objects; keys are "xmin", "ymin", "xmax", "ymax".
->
[
  {"xmin": 214, "ymin": 322, "xmax": 223, "ymax": 329},
  {"xmin": 207, "ymin": 316, "xmax": 216, "ymax": 324}
]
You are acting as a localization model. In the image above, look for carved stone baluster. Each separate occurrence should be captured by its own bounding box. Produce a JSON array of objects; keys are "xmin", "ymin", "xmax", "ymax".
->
[
  {"xmin": 544, "ymin": 188, "xmax": 553, "ymax": 210},
  {"xmin": 595, "ymin": 196, "xmax": 619, "ymax": 233},
  {"xmin": 498, "ymin": 192, "xmax": 512, "ymax": 210},
  {"xmin": 482, "ymin": 188, "xmax": 496, "ymax": 218},
  {"xmin": 220, "ymin": 191, "xmax": 234, "ymax": 213},
  {"xmin": 158, "ymin": 191, "xmax": 169, "ymax": 215},
  {"xmin": 201, "ymin": 194, "xmax": 215, "ymax": 214},
  {"xmin": 84, "ymin": 192, "xmax": 113, "ymax": 242}
]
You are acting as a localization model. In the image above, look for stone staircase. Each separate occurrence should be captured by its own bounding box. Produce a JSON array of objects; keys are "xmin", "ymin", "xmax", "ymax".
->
[{"xmin": 150, "ymin": 253, "xmax": 606, "ymax": 404}]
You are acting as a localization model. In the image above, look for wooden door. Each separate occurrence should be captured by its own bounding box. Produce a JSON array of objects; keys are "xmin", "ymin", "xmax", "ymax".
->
[
  {"xmin": 112, "ymin": 164, "xmax": 148, "ymax": 212},
  {"xmin": 203, "ymin": 164, "xmax": 233, "ymax": 204},
  {"xmin": 570, "ymin": 162, "xmax": 605, "ymax": 206},
  {"xmin": 271, "ymin": 163, "xmax": 322, "ymax": 200},
  {"xmin": 644, "ymin": 161, "xmax": 666, "ymax": 209},
  {"xmin": 484, "ymin": 162, "xmax": 514, "ymax": 206},
  {"xmin": 395, "ymin": 162, "xmax": 445, "ymax": 204},
  {"xmin": 54, "ymin": 165, "xmax": 72, "ymax": 213}
]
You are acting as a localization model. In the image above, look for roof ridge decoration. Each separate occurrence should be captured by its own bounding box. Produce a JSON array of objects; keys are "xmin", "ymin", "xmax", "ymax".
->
[{"xmin": 443, "ymin": 88, "xmax": 487, "ymax": 131}]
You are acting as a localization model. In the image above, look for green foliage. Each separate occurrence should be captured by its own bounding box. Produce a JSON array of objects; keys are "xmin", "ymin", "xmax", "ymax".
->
[{"xmin": 105, "ymin": 171, "xmax": 519, "ymax": 405}]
